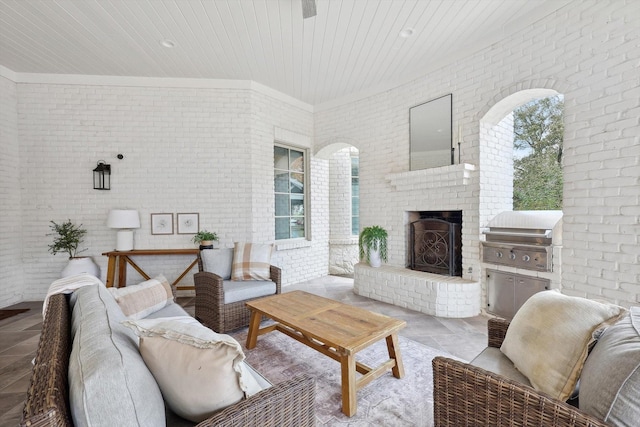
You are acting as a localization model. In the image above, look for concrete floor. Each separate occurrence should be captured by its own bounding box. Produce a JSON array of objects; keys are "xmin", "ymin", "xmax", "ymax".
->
[{"xmin": 0, "ymin": 275, "xmax": 489, "ymax": 426}]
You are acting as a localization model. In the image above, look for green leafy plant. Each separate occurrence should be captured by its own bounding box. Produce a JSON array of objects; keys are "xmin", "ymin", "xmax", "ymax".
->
[
  {"xmin": 191, "ymin": 229, "xmax": 219, "ymax": 244},
  {"xmin": 47, "ymin": 220, "xmax": 88, "ymax": 259},
  {"xmin": 358, "ymin": 225, "xmax": 388, "ymax": 263}
]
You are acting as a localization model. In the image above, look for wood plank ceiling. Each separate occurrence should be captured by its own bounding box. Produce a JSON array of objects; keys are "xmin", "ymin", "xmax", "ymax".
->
[{"xmin": 0, "ymin": 0, "xmax": 571, "ymax": 106}]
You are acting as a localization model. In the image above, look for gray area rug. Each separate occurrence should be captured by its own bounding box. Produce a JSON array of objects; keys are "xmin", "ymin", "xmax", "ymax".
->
[{"xmin": 231, "ymin": 329, "xmax": 463, "ymax": 427}]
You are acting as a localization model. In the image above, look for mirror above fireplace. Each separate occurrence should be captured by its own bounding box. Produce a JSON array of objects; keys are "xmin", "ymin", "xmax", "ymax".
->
[{"xmin": 409, "ymin": 93, "xmax": 453, "ymax": 170}]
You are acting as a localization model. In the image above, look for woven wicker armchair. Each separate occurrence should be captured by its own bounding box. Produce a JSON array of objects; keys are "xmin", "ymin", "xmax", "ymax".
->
[
  {"xmin": 194, "ymin": 254, "xmax": 282, "ymax": 333},
  {"xmin": 432, "ymin": 318, "xmax": 610, "ymax": 427}
]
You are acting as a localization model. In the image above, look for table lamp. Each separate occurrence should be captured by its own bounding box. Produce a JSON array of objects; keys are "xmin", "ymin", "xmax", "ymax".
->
[{"xmin": 107, "ymin": 209, "xmax": 140, "ymax": 251}]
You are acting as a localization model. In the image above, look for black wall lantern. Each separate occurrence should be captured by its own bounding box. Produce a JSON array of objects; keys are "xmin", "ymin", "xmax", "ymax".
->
[{"xmin": 93, "ymin": 161, "xmax": 111, "ymax": 190}]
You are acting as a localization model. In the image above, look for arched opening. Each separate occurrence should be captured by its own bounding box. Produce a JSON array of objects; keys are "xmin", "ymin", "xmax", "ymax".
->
[
  {"xmin": 479, "ymin": 88, "xmax": 563, "ymax": 227},
  {"xmin": 316, "ymin": 142, "xmax": 360, "ymax": 276}
]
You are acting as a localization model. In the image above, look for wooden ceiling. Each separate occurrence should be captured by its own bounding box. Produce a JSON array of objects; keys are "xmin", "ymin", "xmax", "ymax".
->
[{"xmin": 0, "ymin": 0, "xmax": 571, "ymax": 106}]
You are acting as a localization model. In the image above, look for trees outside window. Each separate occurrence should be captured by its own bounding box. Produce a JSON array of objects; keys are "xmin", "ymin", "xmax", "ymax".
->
[{"xmin": 513, "ymin": 95, "xmax": 564, "ymax": 210}]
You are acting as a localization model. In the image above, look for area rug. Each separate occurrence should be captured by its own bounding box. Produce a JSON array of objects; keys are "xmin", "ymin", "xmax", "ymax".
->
[
  {"xmin": 231, "ymin": 329, "xmax": 464, "ymax": 427},
  {"xmin": 0, "ymin": 308, "xmax": 29, "ymax": 321}
]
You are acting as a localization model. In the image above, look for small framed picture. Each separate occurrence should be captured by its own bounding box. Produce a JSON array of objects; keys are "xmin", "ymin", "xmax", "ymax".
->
[
  {"xmin": 177, "ymin": 213, "xmax": 199, "ymax": 234},
  {"xmin": 151, "ymin": 213, "xmax": 174, "ymax": 235}
]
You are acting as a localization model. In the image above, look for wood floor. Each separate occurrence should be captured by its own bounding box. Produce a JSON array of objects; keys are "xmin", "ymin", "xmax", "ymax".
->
[{"xmin": 0, "ymin": 275, "xmax": 488, "ymax": 426}]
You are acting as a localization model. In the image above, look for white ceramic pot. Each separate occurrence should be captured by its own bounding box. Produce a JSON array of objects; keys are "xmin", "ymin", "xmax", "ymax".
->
[
  {"xmin": 369, "ymin": 248, "xmax": 382, "ymax": 268},
  {"xmin": 61, "ymin": 257, "xmax": 100, "ymax": 278}
]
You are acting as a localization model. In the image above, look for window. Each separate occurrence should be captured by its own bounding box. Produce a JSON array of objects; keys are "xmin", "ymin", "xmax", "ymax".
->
[
  {"xmin": 351, "ymin": 155, "xmax": 359, "ymax": 235},
  {"xmin": 274, "ymin": 145, "xmax": 306, "ymax": 240}
]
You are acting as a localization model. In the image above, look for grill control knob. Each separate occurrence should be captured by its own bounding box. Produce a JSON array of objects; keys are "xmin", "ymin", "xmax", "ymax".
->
[
  {"xmin": 523, "ymin": 255, "xmax": 531, "ymax": 262},
  {"xmin": 509, "ymin": 252, "xmax": 516, "ymax": 260},
  {"xmin": 495, "ymin": 251, "xmax": 503, "ymax": 258}
]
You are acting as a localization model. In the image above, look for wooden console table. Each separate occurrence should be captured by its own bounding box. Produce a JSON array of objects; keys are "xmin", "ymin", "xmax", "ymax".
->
[{"xmin": 102, "ymin": 249, "xmax": 200, "ymax": 290}]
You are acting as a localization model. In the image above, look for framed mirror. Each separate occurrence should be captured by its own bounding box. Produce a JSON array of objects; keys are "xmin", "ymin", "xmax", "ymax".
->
[{"xmin": 410, "ymin": 94, "xmax": 452, "ymax": 170}]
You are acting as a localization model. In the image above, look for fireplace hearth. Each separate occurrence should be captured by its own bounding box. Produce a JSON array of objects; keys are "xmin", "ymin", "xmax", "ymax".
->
[{"xmin": 409, "ymin": 211, "xmax": 462, "ymax": 277}]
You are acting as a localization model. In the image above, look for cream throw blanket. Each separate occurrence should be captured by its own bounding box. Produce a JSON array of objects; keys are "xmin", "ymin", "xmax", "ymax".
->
[{"xmin": 43, "ymin": 273, "xmax": 105, "ymax": 316}]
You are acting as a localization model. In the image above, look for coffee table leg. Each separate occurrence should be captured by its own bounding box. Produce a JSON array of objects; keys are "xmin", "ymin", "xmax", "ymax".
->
[
  {"xmin": 246, "ymin": 310, "xmax": 261, "ymax": 349},
  {"xmin": 386, "ymin": 333, "xmax": 405, "ymax": 378},
  {"xmin": 340, "ymin": 353, "xmax": 357, "ymax": 416}
]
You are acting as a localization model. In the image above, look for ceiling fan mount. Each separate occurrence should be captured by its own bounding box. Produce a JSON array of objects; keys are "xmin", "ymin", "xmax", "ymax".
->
[{"xmin": 302, "ymin": 0, "xmax": 317, "ymax": 19}]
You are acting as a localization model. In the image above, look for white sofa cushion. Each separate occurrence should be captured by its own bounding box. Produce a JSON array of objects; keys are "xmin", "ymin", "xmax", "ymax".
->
[
  {"xmin": 68, "ymin": 284, "xmax": 165, "ymax": 427},
  {"xmin": 222, "ymin": 280, "xmax": 277, "ymax": 304},
  {"xmin": 123, "ymin": 316, "xmax": 263, "ymax": 423}
]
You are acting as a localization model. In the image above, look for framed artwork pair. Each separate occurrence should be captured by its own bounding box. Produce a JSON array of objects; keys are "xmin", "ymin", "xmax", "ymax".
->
[{"xmin": 150, "ymin": 213, "xmax": 199, "ymax": 235}]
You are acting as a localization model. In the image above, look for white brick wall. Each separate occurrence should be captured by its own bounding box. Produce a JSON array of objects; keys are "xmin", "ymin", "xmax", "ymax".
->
[
  {"xmin": 328, "ymin": 148, "xmax": 358, "ymax": 275},
  {"xmin": 316, "ymin": 0, "xmax": 640, "ymax": 308},
  {"xmin": 9, "ymin": 83, "xmax": 325, "ymax": 301},
  {"xmin": 1, "ymin": 0, "xmax": 637, "ymax": 309},
  {"xmin": 0, "ymin": 75, "xmax": 24, "ymax": 307}
]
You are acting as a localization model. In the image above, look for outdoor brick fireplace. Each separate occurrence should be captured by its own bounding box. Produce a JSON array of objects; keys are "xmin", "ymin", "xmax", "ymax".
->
[{"xmin": 353, "ymin": 164, "xmax": 481, "ymax": 318}]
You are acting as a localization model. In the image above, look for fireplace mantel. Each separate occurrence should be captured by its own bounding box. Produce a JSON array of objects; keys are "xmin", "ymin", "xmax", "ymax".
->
[{"xmin": 385, "ymin": 163, "xmax": 476, "ymax": 191}]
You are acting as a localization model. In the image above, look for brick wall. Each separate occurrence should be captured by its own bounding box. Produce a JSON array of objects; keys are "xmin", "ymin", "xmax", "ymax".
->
[
  {"xmin": 10, "ymin": 83, "xmax": 324, "ymax": 301},
  {"xmin": 315, "ymin": 0, "xmax": 640, "ymax": 307},
  {"xmin": 0, "ymin": 75, "xmax": 24, "ymax": 307},
  {"xmin": 329, "ymin": 148, "xmax": 358, "ymax": 275}
]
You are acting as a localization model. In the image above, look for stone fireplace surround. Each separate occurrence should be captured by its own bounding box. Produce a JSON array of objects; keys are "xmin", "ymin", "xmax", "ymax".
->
[{"xmin": 353, "ymin": 163, "xmax": 482, "ymax": 318}]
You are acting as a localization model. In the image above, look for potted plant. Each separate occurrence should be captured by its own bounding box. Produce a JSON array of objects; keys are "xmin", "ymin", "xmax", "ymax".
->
[
  {"xmin": 48, "ymin": 219, "xmax": 98, "ymax": 277},
  {"xmin": 192, "ymin": 230, "xmax": 219, "ymax": 248},
  {"xmin": 359, "ymin": 225, "xmax": 388, "ymax": 268}
]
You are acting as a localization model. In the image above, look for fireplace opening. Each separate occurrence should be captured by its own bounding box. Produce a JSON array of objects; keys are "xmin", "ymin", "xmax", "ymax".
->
[{"xmin": 408, "ymin": 211, "xmax": 462, "ymax": 277}]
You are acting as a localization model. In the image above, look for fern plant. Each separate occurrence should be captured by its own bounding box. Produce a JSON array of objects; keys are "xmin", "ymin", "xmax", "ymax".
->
[{"xmin": 358, "ymin": 225, "xmax": 388, "ymax": 263}]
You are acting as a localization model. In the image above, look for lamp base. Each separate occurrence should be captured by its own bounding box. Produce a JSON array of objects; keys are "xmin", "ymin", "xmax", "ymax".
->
[{"xmin": 115, "ymin": 230, "xmax": 134, "ymax": 251}]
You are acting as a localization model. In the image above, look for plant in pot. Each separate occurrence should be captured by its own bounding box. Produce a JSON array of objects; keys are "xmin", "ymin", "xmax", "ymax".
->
[
  {"xmin": 192, "ymin": 230, "xmax": 219, "ymax": 249},
  {"xmin": 359, "ymin": 225, "xmax": 388, "ymax": 268},
  {"xmin": 48, "ymin": 219, "xmax": 99, "ymax": 278}
]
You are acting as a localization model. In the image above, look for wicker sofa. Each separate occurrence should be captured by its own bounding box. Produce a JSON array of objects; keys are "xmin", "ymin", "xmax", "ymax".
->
[{"xmin": 21, "ymin": 287, "xmax": 315, "ymax": 427}]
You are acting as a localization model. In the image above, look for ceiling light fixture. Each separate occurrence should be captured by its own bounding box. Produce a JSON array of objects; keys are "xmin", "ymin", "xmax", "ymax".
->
[
  {"xmin": 399, "ymin": 28, "xmax": 415, "ymax": 38},
  {"xmin": 160, "ymin": 39, "xmax": 175, "ymax": 48}
]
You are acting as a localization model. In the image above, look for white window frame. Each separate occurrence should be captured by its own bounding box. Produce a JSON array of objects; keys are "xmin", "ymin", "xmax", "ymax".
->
[{"xmin": 274, "ymin": 143, "xmax": 309, "ymax": 241}]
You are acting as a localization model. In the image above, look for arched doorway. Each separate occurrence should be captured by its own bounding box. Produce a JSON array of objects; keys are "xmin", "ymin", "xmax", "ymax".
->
[{"xmin": 316, "ymin": 142, "xmax": 360, "ymax": 275}]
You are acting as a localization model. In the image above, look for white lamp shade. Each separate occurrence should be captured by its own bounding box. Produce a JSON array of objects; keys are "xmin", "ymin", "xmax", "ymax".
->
[{"xmin": 107, "ymin": 209, "xmax": 140, "ymax": 229}]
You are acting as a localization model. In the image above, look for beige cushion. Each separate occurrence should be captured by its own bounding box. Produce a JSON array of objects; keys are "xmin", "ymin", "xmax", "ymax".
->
[
  {"xmin": 123, "ymin": 316, "xmax": 263, "ymax": 423},
  {"xmin": 231, "ymin": 242, "xmax": 273, "ymax": 281},
  {"xmin": 108, "ymin": 275, "xmax": 173, "ymax": 320},
  {"xmin": 500, "ymin": 290, "xmax": 625, "ymax": 400}
]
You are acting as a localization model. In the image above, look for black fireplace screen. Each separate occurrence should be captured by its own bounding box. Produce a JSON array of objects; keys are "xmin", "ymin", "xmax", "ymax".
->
[{"xmin": 410, "ymin": 217, "xmax": 462, "ymax": 276}]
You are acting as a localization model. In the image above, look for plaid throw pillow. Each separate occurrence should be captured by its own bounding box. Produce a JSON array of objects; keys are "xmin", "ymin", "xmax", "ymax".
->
[
  {"xmin": 108, "ymin": 275, "xmax": 173, "ymax": 320},
  {"xmin": 231, "ymin": 243, "xmax": 273, "ymax": 281}
]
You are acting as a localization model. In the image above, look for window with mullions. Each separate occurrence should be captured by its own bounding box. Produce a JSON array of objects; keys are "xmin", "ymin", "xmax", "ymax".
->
[{"xmin": 274, "ymin": 145, "xmax": 306, "ymax": 240}]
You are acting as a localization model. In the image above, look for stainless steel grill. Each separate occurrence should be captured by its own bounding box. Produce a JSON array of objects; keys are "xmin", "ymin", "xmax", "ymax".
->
[{"xmin": 482, "ymin": 210, "xmax": 562, "ymax": 272}]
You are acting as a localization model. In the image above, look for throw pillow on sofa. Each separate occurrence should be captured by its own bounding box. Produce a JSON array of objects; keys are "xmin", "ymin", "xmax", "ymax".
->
[
  {"xmin": 123, "ymin": 316, "xmax": 263, "ymax": 423},
  {"xmin": 500, "ymin": 290, "xmax": 625, "ymax": 401},
  {"xmin": 109, "ymin": 274, "xmax": 173, "ymax": 320},
  {"xmin": 579, "ymin": 307, "xmax": 640, "ymax": 425},
  {"xmin": 231, "ymin": 242, "xmax": 273, "ymax": 281}
]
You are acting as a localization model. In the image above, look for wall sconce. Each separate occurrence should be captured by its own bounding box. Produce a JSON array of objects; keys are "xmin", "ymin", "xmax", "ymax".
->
[{"xmin": 93, "ymin": 161, "xmax": 111, "ymax": 190}]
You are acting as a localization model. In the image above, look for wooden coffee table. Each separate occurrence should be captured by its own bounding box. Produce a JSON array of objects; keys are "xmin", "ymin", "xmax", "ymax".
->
[{"xmin": 245, "ymin": 290, "xmax": 406, "ymax": 417}]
